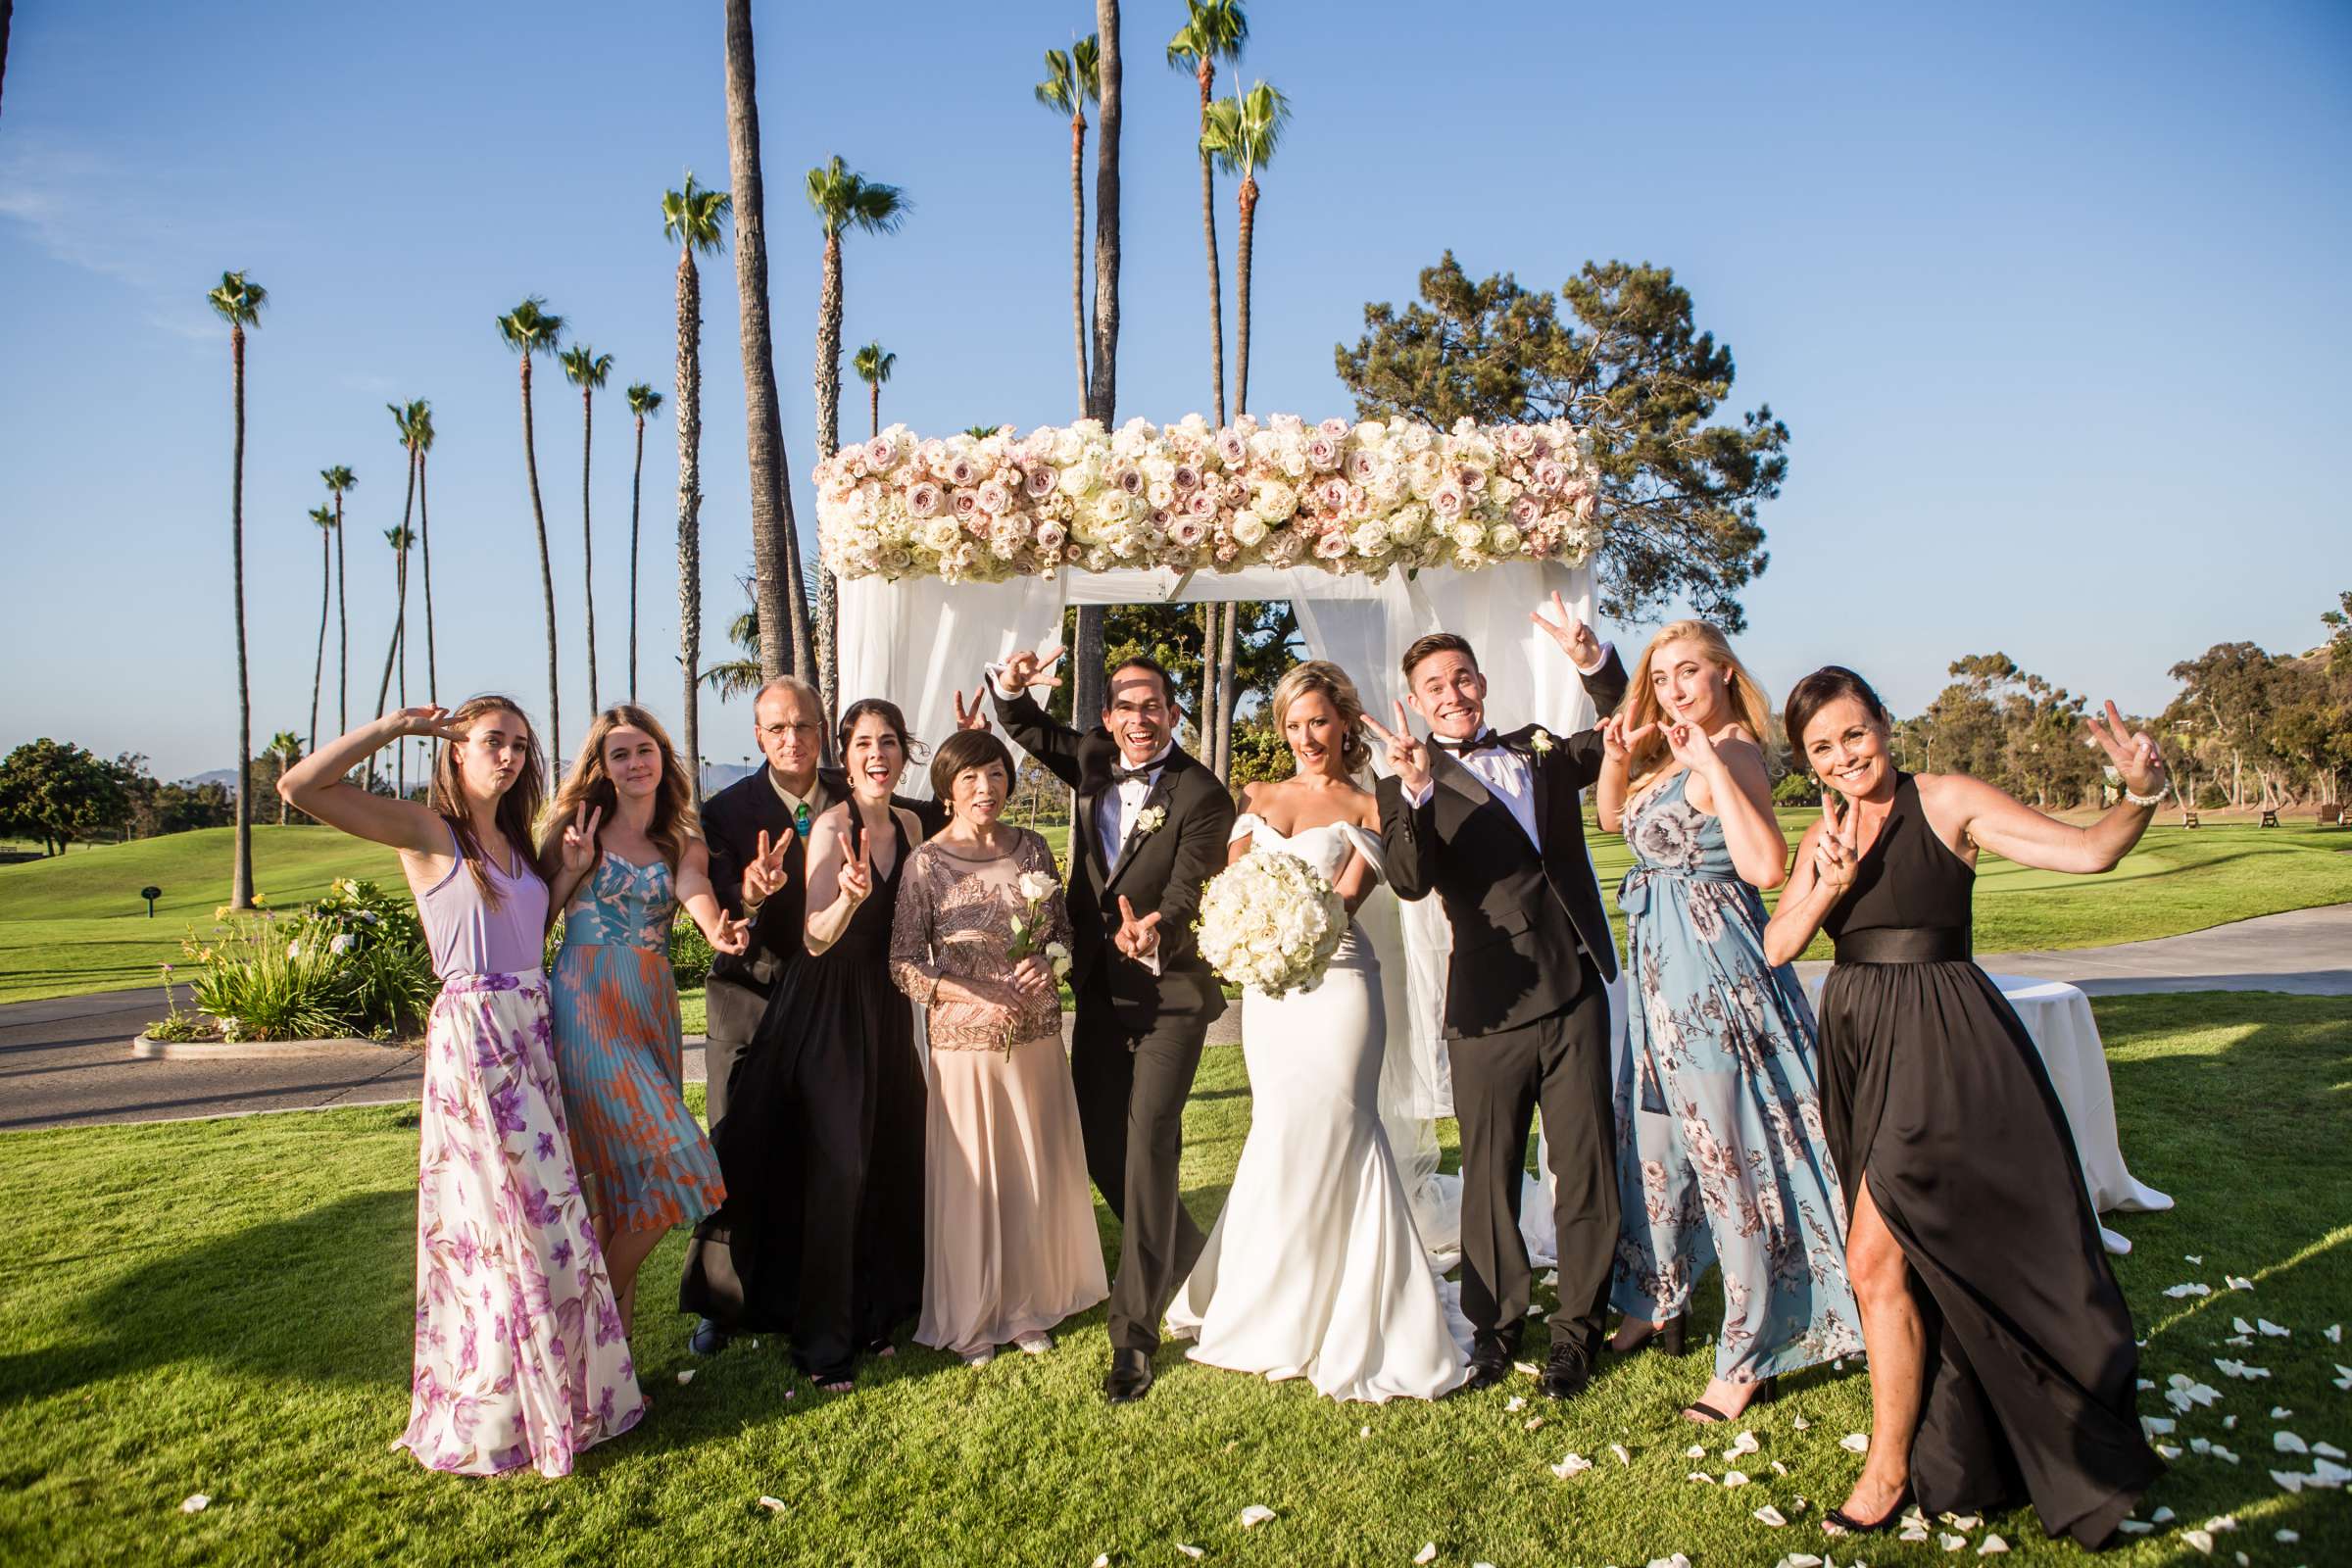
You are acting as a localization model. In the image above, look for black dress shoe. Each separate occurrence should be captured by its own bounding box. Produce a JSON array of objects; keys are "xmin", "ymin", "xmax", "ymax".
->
[
  {"xmin": 1102, "ymin": 1348, "xmax": 1154, "ymax": 1404},
  {"xmin": 1461, "ymin": 1346, "xmax": 1511, "ymax": 1393},
  {"xmin": 688, "ymin": 1318, "xmax": 733, "ymax": 1357},
  {"xmin": 1540, "ymin": 1341, "xmax": 1592, "ymax": 1400}
]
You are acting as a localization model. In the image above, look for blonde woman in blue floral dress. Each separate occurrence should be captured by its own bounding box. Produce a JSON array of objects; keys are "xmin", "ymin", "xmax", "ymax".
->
[{"xmin": 1596, "ymin": 623, "xmax": 1861, "ymax": 1423}]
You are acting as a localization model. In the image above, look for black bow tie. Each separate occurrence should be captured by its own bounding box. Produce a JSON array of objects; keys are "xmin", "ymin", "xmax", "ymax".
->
[
  {"xmin": 1432, "ymin": 731, "xmax": 1500, "ymax": 757},
  {"xmin": 1110, "ymin": 761, "xmax": 1160, "ymax": 785}
]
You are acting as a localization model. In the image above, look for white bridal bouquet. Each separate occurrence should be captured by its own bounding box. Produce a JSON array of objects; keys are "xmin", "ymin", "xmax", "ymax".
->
[{"xmin": 1196, "ymin": 851, "xmax": 1348, "ymax": 999}]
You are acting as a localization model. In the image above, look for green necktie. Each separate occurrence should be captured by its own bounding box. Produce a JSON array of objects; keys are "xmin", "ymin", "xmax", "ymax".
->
[{"xmin": 794, "ymin": 802, "xmax": 811, "ymax": 839}]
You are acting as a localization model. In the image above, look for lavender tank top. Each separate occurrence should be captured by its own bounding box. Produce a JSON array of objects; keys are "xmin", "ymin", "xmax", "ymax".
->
[{"xmin": 417, "ymin": 821, "xmax": 550, "ymax": 978}]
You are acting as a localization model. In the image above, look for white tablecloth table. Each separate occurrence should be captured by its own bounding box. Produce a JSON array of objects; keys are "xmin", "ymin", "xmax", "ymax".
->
[{"xmin": 1804, "ymin": 970, "xmax": 2173, "ymax": 1255}]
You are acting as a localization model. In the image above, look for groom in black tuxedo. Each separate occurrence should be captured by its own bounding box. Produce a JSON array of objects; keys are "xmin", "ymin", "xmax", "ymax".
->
[
  {"xmin": 1367, "ymin": 598, "xmax": 1629, "ymax": 1398},
  {"xmin": 993, "ymin": 646, "xmax": 1236, "ymax": 1404}
]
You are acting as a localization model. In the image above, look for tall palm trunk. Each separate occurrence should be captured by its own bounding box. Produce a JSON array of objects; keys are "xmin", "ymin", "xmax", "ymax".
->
[
  {"xmin": 1199, "ymin": 602, "xmax": 1220, "ymax": 760},
  {"xmin": 1075, "ymin": 0, "xmax": 1124, "ymax": 724},
  {"xmin": 310, "ymin": 528, "xmax": 328, "ymax": 753},
  {"xmin": 228, "ymin": 323, "xmax": 256, "ymax": 908},
  {"xmin": 1216, "ymin": 594, "xmax": 1238, "ymax": 778},
  {"xmin": 868, "ymin": 381, "xmax": 880, "ymax": 439},
  {"xmin": 812, "ymin": 228, "xmax": 844, "ymax": 727},
  {"xmin": 628, "ymin": 409, "xmax": 645, "ymax": 700},
  {"xmin": 1197, "ymin": 62, "xmax": 1225, "ymax": 427},
  {"xmin": 394, "ymin": 560, "xmax": 409, "ymax": 797},
  {"xmin": 1068, "ymin": 108, "xmax": 1090, "ymax": 408},
  {"xmin": 371, "ymin": 444, "xmax": 417, "ymax": 790},
  {"xmin": 676, "ymin": 241, "xmax": 707, "ymax": 801},
  {"xmin": 333, "ymin": 495, "xmax": 348, "ymax": 735},
  {"xmin": 1235, "ymin": 172, "xmax": 1258, "ymax": 418},
  {"xmin": 520, "ymin": 353, "xmax": 562, "ymax": 764},
  {"xmin": 418, "ymin": 447, "xmax": 436, "ymax": 703},
  {"xmin": 724, "ymin": 0, "xmax": 812, "ymax": 688},
  {"xmin": 579, "ymin": 383, "xmax": 600, "ymax": 711}
]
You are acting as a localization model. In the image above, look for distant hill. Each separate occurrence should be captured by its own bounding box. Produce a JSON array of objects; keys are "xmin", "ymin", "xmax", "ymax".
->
[
  {"xmin": 702, "ymin": 761, "xmax": 757, "ymax": 793},
  {"xmin": 187, "ymin": 768, "xmax": 240, "ymax": 793}
]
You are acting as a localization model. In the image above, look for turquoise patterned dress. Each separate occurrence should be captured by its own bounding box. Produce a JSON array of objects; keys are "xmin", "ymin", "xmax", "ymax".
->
[
  {"xmin": 549, "ymin": 854, "xmax": 726, "ymax": 1235},
  {"xmin": 1609, "ymin": 769, "xmax": 1863, "ymax": 1384}
]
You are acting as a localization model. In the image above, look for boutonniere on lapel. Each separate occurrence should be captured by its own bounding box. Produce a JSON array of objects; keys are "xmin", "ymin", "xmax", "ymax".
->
[
  {"xmin": 1529, "ymin": 728, "xmax": 1555, "ymax": 758},
  {"xmin": 1134, "ymin": 806, "xmax": 1168, "ymax": 836}
]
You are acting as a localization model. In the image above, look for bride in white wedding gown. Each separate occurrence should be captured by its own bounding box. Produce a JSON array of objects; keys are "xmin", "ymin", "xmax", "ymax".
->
[{"xmin": 1166, "ymin": 663, "xmax": 1471, "ymax": 1403}]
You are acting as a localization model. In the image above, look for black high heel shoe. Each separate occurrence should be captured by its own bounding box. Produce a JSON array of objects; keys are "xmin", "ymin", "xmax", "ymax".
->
[
  {"xmin": 1822, "ymin": 1485, "xmax": 1912, "ymax": 1537},
  {"xmin": 1681, "ymin": 1374, "xmax": 1777, "ymax": 1424},
  {"xmin": 1610, "ymin": 1312, "xmax": 1687, "ymax": 1356}
]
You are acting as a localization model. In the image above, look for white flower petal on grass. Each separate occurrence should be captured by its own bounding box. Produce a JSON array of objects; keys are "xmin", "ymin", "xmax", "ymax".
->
[
  {"xmin": 1899, "ymin": 1526, "xmax": 1933, "ymax": 1543},
  {"xmin": 1513, "ymin": 1360, "xmax": 1540, "ymax": 1377},
  {"xmin": 1360, "ymin": 1426, "xmax": 1371, "ymax": 1439},
  {"xmin": 2277, "ymin": 1527, "xmax": 2300, "ymax": 1542},
  {"xmin": 2258, "ymin": 1318, "xmax": 2289, "ymax": 1337},
  {"xmin": 1644, "ymin": 1557, "xmax": 1694, "ymax": 1568},
  {"xmin": 676, "ymin": 1369, "xmax": 695, "ymax": 1385},
  {"xmin": 1943, "ymin": 1512, "xmax": 1984, "ymax": 1530},
  {"xmin": 2276, "ymin": 1431, "xmax": 2309, "ymax": 1453},
  {"xmin": 2185, "ymin": 1253, "xmax": 2203, "ymax": 1263},
  {"xmin": 2232, "ymin": 1316, "xmax": 2256, "ymax": 1335},
  {"xmin": 1523, "ymin": 1417, "xmax": 1545, "ymax": 1432},
  {"xmin": 1413, "ymin": 1544, "xmax": 1439, "ymax": 1565},
  {"xmin": 1770, "ymin": 1460, "xmax": 1790, "ymax": 1476},
  {"xmin": 2226, "ymin": 1275, "xmax": 2254, "ymax": 1291},
  {"xmin": 1790, "ymin": 1413, "xmax": 1811, "ymax": 1430},
  {"xmin": 2312, "ymin": 1456, "xmax": 2352, "ymax": 1487},
  {"xmin": 2270, "ymin": 1404, "xmax": 2292, "ymax": 1418},
  {"xmin": 2334, "ymin": 1363, "xmax": 2352, "ymax": 1391},
  {"xmin": 2204, "ymin": 1514, "xmax": 2238, "ymax": 1532},
  {"xmin": 1550, "ymin": 1453, "xmax": 1592, "ymax": 1480},
  {"xmin": 2223, "ymin": 1335, "xmax": 2253, "ymax": 1348},
  {"xmin": 1772, "ymin": 1555, "xmax": 1824, "ymax": 1568},
  {"xmin": 1685, "ymin": 1444, "xmax": 1707, "ymax": 1458},
  {"xmin": 2316, "ymin": 1441, "xmax": 2348, "ymax": 1459},
  {"xmin": 1095, "ymin": 1557, "xmax": 1111, "ymax": 1567},
  {"xmin": 2155, "ymin": 1444, "xmax": 2183, "ymax": 1459},
  {"xmin": 2209, "ymin": 1446, "xmax": 2239, "ymax": 1464},
  {"xmin": 1752, "ymin": 1504, "xmax": 1788, "ymax": 1527},
  {"xmin": 1175, "ymin": 1545, "xmax": 1203, "ymax": 1560},
  {"xmin": 2271, "ymin": 1469, "xmax": 2305, "ymax": 1493},
  {"xmin": 179, "ymin": 1494, "xmax": 210, "ymax": 1514},
  {"xmin": 2190, "ymin": 1437, "xmax": 2213, "ymax": 1454},
  {"xmin": 2151, "ymin": 1506, "xmax": 2178, "ymax": 1523},
  {"xmin": 1688, "ymin": 1472, "xmax": 1716, "ymax": 1485},
  {"xmin": 1722, "ymin": 1471, "xmax": 1751, "ymax": 1488},
  {"xmin": 1504, "ymin": 1396, "xmax": 1526, "ymax": 1412},
  {"xmin": 2180, "ymin": 1528, "xmax": 2214, "ymax": 1554},
  {"xmin": 2117, "ymin": 1520, "xmax": 2155, "ymax": 1535},
  {"xmin": 1611, "ymin": 1444, "xmax": 1632, "ymax": 1466},
  {"xmin": 2327, "ymin": 1324, "xmax": 2342, "ymax": 1344},
  {"xmin": 1978, "ymin": 1535, "xmax": 2010, "ymax": 1555},
  {"xmin": 757, "ymin": 1496, "xmax": 786, "ymax": 1513},
  {"xmin": 1937, "ymin": 1532, "xmax": 1966, "ymax": 1551},
  {"xmin": 1838, "ymin": 1432, "xmax": 1870, "ymax": 1453},
  {"xmin": 2164, "ymin": 1283, "xmax": 2212, "ymax": 1298},
  {"xmin": 1725, "ymin": 1430, "xmax": 1761, "ymax": 1458},
  {"xmin": 2142, "ymin": 1415, "xmax": 2177, "ymax": 1436},
  {"xmin": 1239, "ymin": 1505, "xmax": 1275, "ymax": 1529}
]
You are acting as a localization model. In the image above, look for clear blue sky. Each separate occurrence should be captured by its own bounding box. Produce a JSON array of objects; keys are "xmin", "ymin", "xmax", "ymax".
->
[{"xmin": 3, "ymin": 0, "xmax": 2346, "ymax": 780}]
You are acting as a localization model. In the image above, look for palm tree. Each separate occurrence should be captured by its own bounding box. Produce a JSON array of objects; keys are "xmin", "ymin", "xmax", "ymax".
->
[
  {"xmin": 664, "ymin": 172, "xmax": 731, "ymax": 799},
  {"xmin": 306, "ymin": 504, "xmax": 334, "ymax": 753},
  {"xmin": 1200, "ymin": 80, "xmax": 1290, "ymax": 422},
  {"xmin": 722, "ymin": 0, "xmax": 814, "ymax": 700},
  {"xmin": 852, "ymin": 343, "xmax": 895, "ymax": 439},
  {"xmin": 807, "ymin": 154, "xmax": 910, "ymax": 727},
  {"xmin": 1168, "ymin": 1, "xmax": 1248, "ymax": 770},
  {"xmin": 268, "ymin": 731, "xmax": 302, "ymax": 826},
  {"xmin": 623, "ymin": 382, "xmax": 663, "ymax": 700},
  {"xmin": 370, "ymin": 522, "xmax": 416, "ymax": 791},
  {"xmin": 386, "ymin": 403, "xmax": 420, "ymax": 731},
  {"xmin": 701, "ymin": 597, "xmax": 762, "ymax": 702},
  {"xmin": 321, "ymin": 464, "xmax": 356, "ymax": 736},
  {"xmin": 560, "ymin": 344, "xmax": 615, "ymax": 710},
  {"xmin": 1167, "ymin": 0, "xmax": 1246, "ymax": 428},
  {"xmin": 1036, "ymin": 36, "xmax": 1101, "ymax": 409},
  {"xmin": 408, "ymin": 401, "xmax": 439, "ymax": 703},
  {"xmin": 208, "ymin": 270, "xmax": 265, "ymax": 909},
  {"xmin": 496, "ymin": 296, "xmax": 566, "ymax": 764},
  {"xmin": 1073, "ymin": 0, "xmax": 1126, "ymax": 724}
]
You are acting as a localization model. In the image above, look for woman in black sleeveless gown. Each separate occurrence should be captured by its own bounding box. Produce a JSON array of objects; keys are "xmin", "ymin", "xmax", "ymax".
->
[
  {"xmin": 680, "ymin": 700, "xmax": 928, "ymax": 1391},
  {"xmin": 1764, "ymin": 668, "xmax": 2168, "ymax": 1548}
]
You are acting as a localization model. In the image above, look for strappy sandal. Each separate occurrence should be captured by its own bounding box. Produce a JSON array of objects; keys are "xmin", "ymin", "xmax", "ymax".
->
[
  {"xmin": 1612, "ymin": 1312, "xmax": 1688, "ymax": 1356},
  {"xmin": 1682, "ymin": 1374, "xmax": 1777, "ymax": 1423}
]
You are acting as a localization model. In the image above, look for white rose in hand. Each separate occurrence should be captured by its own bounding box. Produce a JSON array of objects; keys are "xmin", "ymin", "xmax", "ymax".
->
[{"xmin": 1017, "ymin": 869, "xmax": 1056, "ymax": 904}]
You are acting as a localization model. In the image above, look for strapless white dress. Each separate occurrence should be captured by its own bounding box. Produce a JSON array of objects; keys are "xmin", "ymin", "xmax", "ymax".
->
[{"xmin": 1165, "ymin": 816, "xmax": 1471, "ymax": 1402}]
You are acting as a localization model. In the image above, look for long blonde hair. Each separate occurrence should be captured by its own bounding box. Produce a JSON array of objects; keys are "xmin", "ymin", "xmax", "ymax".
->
[
  {"xmin": 540, "ymin": 704, "xmax": 705, "ymax": 873},
  {"xmin": 428, "ymin": 695, "xmax": 546, "ymax": 909},
  {"xmin": 1620, "ymin": 620, "xmax": 1773, "ymax": 792},
  {"xmin": 1269, "ymin": 660, "xmax": 1373, "ymax": 778}
]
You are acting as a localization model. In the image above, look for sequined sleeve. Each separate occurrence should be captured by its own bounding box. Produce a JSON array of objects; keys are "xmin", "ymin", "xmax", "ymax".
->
[{"xmin": 887, "ymin": 844, "xmax": 944, "ymax": 1005}]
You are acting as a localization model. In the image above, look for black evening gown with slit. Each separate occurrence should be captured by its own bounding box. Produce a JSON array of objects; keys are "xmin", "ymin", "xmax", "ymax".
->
[
  {"xmin": 679, "ymin": 811, "xmax": 926, "ymax": 1382},
  {"xmin": 1815, "ymin": 773, "xmax": 2161, "ymax": 1548}
]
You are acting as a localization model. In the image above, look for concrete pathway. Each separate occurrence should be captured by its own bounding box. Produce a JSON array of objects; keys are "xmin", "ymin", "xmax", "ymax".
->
[{"xmin": 4, "ymin": 906, "xmax": 2339, "ymax": 1136}]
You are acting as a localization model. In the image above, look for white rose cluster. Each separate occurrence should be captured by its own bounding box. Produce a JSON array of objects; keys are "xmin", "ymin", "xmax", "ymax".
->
[
  {"xmin": 1194, "ymin": 850, "xmax": 1348, "ymax": 1000},
  {"xmin": 812, "ymin": 413, "xmax": 1604, "ymax": 585}
]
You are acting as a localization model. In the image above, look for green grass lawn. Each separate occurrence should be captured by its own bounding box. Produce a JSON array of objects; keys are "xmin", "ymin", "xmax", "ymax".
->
[
  {"xmin": 6, "ymin": 817, "xmax": 2346, "ymax": 1009},
  {"xmin": 0, "ymin": 992, "xmax": 2344, "ymax": 1565}
]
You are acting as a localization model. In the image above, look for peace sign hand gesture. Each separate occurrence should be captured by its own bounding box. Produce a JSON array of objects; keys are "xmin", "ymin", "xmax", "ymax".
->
[
  {"xmin": 1001, "ymin": 644, "xmax": 1066, "ymax": 693},
  {"xmin": 952, "ymin": 683, "xmax": 995, "ymax": 733},
  {"xmin": 1662, "ymin": 720, "xmax": 1721, "ymax": 774},
  {"xmin": 1114, "ymin": 895, "xmax": 1163, "ymax": 964},
  {"xmin": 2085, "ymin": 699, "xmax": 2165, "ymax": 798},
  {"xmin": 834, "ymin": 831, "xmax": 874, "ymax": 908},
  {"xmin": 391, "ymin": 705, "xmax": 467, "ymax": 743},
  {"xmin": 706, "ymin": 910, "xmax": 753, "ymax": 956},
  {"xmin": 1530, "ymin": 591, "xmax": 1602, "ymax": 671},
  {"xmin": 1812, "ymin": 794, "xmax": 1863, "ymax": 896},
  {"xmin": 559, "ymin": 804, "xmax": 604, "ymax": 880},
  {"xmin": 742, "ymin": 829, "xmax": 791, "ymax": 908},
  {"xmin": 1596, "ymin": 714, "xmax": 1657, "ymax": 765},
  {"xmin": 1360, "ymin": 701, "xmax": 1432, "ymax": 795}
]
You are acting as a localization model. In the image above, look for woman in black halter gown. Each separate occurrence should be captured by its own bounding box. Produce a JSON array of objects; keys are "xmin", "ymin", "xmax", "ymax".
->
[{"xmin": 1764, "ymin": 668, "xmax": 2167, "ymax": 1548}]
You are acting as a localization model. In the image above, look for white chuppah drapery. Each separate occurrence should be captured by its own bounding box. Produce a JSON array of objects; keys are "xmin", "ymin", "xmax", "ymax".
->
[{"xmin": 837, "ymin": 559, "xmax": 1625, "ymax": 1258}]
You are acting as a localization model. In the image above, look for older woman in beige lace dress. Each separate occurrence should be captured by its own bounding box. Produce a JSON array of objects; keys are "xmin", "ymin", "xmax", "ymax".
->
[{"xmin": 889, "ymin": 729, "xmax": 1108, "ymax": 1366}]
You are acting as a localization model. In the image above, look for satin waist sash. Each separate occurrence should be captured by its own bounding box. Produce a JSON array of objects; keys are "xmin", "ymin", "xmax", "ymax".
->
[{"xmin": 1831, "ymin": 927, "xmax": 1972, "ymax": 965}]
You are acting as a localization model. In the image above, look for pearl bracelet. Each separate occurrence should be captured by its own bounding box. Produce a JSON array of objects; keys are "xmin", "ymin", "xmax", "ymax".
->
[{"xmin": 2123, "ymin": 781, "xmax": 2167, "ymax": 808}]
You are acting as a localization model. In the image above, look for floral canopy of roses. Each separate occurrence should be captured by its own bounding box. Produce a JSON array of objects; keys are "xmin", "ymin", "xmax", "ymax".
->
[{"xmin": 813, "ymin": 414, "xmax": 1605, "ymax": 584}]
